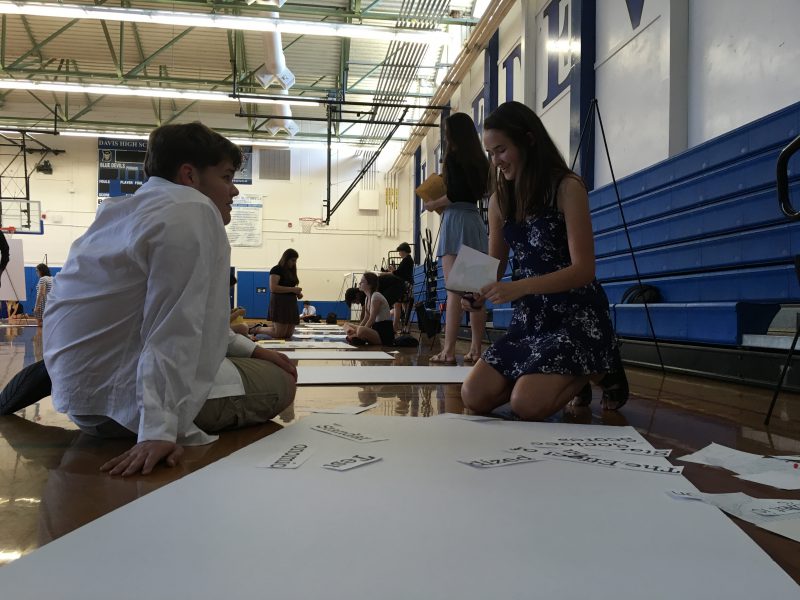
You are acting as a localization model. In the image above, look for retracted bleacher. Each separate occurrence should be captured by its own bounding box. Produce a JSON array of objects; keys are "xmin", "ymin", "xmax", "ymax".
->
[{"xmin": 594, "ymin": 101, "xmax": 800, "ymax": 387}]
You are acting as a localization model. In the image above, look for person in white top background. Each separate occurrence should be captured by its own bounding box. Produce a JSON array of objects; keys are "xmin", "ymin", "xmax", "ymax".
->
[
  {"xmin": 43, "ymin": 121, "xmax": 297, "ymax": 477},
  {"xmin": 342, "ymin": 272, "xmax": 395, "ymax": 346}
]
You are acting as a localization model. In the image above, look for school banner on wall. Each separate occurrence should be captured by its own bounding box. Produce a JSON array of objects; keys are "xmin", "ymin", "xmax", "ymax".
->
[
  {"xmin": 227, "ymin": 195, "xmax": 263, "ymax": 247},
  {"xmin": 97, "ymin": 138, "xmax": 147, "ymax": 198}
]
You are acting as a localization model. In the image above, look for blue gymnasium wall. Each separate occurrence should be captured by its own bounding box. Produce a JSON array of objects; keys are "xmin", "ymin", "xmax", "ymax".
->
[{"xmin": 490, "ymin": 100, "xmax": 800, "ymax": 344}]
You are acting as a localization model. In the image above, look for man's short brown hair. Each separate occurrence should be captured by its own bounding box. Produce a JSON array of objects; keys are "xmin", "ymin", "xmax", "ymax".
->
[{"xmin": 144, "ymin": 122, "xmax": 243, "ymax": 181}]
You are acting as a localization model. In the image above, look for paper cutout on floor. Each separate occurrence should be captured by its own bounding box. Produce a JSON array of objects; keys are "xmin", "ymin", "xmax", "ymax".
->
[
  {"xmin": 309, "ymin": 422, "xmax": 388, "ymax": 443},
  {"xmin": 444, "ymin": 245, "xmax": 500, "ymax": 295},
  {"xmin": 667, "ymin": 491, "xmax": 800, "ymax": 543},
  {"xmin": 735, "ymin": 470, "xmax": 800, "ymax": 491},
  {"xmin": 260, "ymin": 443, "xmax": 314, "ymax": 469},
  {"xmin": 677, "ymin": 443, "xmax": 798, "ymax": 479},
  {"xmin": 514, "ymin": 436, "xmax": 670, "ymax": 456},
  {"xmin": 459, "ymin": 454, "xmax": 539, "ymax": 469},
  {"xmin": 771, "ymin": 455, "xmax": 800, "ymax": 462},
  {"xmin": 322, "ymin": 454, "xmax": 382, "ymax": 471},
  {"xmin": 513, "ymin": 447, "xmax": 683, "ymax": 475}
]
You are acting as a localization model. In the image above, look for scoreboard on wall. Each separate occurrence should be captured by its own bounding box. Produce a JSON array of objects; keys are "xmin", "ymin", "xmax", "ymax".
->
[
  {"xmin": 97, "ymin": 138, "xmax": 147, "ymax": 198},
  {"xmin": 98, "ymin": 137, "xmax": 252, "ymax": 200}
]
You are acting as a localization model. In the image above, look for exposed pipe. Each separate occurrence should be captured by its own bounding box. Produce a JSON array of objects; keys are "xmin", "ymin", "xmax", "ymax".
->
[
  {"xmin": 252, "ymin": 6, "xmax": 299, "ymax": 136},
  {"xmin": 263, "ymin": 89, "xmax": 299, "ymax": 136}
]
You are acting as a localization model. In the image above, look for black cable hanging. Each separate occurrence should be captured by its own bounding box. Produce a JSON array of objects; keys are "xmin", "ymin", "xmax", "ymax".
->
[{"xmin": 570, "ymin": 98, "xmax": 665, "ymax": 373}]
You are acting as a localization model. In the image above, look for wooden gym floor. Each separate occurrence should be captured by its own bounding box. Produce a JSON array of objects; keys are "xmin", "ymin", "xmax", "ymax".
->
[{"xmin": 0, "ymin": 324, "xmax": 798, "ymax": 582}]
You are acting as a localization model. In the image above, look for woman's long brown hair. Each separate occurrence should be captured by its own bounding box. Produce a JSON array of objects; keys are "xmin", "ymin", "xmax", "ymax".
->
[
  {"xmin": 484, "ymin": 101, "xmax": 580, "ymax": 222},
  {"xmin": 442, "ymin": 112, "xmax": 489, "ymax": 200},
  {"xmin": 277, "ymin": 248, "xmax": 299, "ymax": 286}
]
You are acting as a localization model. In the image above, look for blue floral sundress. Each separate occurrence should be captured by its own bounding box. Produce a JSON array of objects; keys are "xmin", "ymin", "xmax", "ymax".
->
[{"xmin": 482, "ymin": 209, "xmax": 617, "ymax": 379}]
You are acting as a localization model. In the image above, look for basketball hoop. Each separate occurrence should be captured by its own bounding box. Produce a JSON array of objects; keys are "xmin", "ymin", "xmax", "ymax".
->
[
  {"xmin": 299, "ymin": 217, "xmax": 320, "ymax": 233},
  {"xmin": 0, "ymin": 226, "xmax": 16, "ymax": 236}
]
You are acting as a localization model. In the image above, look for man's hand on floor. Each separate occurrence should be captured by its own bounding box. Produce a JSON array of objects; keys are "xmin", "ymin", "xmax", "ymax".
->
[
  {"xmin": 251, "ymin": 346, "xmax": 298, "ymax": 381},
  {"xmin": 100, "ymin": 440, "xmax": 183, "ymax": 476}
]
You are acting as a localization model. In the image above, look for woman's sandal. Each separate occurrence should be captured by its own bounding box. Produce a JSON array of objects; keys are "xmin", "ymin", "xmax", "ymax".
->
[
  {"xmin": 462, "ymin": 352, "xmax": 480, "ymax": 363},
  {"xmin": 248, "ymin": 323, "xmax": 266, "ymax": 335},
  {"xmin": 599, "ymin": 369, "xmax": 629, "ymax": 410},
  {"xmin": 570, "ymin": 383, "xmax": 593, "ymax": 407},
  {"xmin": 429, "ymin": 352, "xmax": 456, "ymax": 365}
]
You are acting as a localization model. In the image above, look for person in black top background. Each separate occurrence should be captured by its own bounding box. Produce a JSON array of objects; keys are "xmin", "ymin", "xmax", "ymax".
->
[
  {"xmin": 422, "ymin": 112, "xmax": 489, "ymax": 364},
  {"xmin": 0, "ymin": 229, "xmax": 9, "ymax": 276},
  {"xmin": 252, "ymin": 248, "xmax": 302, "ymax": 339},
  {"xmin": 389, "ymin": 242, "xmax": 414, "ymax": 334}
]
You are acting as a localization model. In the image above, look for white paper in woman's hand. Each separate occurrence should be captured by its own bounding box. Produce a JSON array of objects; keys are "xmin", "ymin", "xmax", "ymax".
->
[{"xmin": 445, "ymin": 245, "xmax": 500, "ymax": 295}]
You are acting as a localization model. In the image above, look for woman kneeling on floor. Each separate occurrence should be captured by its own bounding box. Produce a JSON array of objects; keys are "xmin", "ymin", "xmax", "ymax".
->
[
  {"xmin": 343, "ymin": 272, "xmax": 395, "ymax": 346},
  {"xmin": 461, "ymin": 101, "xmax": 627, "ymax": 420}
]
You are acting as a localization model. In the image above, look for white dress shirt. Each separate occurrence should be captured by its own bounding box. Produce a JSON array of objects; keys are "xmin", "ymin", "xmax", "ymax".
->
[
  {"xmin": 301, "ymin": 305, "xmax": 316, "ymax": 317},
  {"xmin": 43, "ymin": 177, "xmax": 256, "ymax": 446}
]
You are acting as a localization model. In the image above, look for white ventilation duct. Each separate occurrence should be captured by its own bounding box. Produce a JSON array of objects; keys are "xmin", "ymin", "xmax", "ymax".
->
[
  {"xmin": 249, "ymin": 5, "xmax": 298, "ymax": 136},
  {"xmin": 254, "ymin": 24, "xmax": 295, "ymax": 90},
  {"xmin": 265, "ymin": 89, "xmax": 300, "ymax": 137},
  {"xmin": 255, "ymin": 28, "xmax": 294, "ymax": 90}
]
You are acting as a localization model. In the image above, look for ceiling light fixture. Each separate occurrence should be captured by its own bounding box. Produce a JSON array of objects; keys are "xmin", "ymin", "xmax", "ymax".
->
[
  {"xmin": 0, "ymin": 2, "xmax": 448, "ymax": 44},
  {"xmin": 0, "ymin": 79, "xmax": 318, "ymax": 107},
  {"xmin": 32, "ymin": 129, "xmax": 384, "ymax": 151}
]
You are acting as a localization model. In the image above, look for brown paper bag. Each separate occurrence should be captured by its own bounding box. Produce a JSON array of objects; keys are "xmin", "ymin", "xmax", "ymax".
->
[{"xmin": 415, "ymin": 173, "xmax": 447, "ymax": 203}]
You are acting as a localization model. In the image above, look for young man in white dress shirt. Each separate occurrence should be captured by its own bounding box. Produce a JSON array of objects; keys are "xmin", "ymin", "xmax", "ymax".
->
[
  {"xmin": 300, "ymin": 300, "xmax": 319, "ymax": 322},
  {"xmin": 43, "ymin": 122, "xmax": 297, "ymax": 477}
]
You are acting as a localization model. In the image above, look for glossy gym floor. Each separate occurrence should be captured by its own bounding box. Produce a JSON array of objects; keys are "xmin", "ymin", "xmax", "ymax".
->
[{"xmin": 0, "ymin": 324, "xmax": 798, "ymax": 583}]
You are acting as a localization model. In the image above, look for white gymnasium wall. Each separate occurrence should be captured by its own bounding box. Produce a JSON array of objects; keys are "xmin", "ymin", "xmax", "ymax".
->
[
  {"xmin": 593, "ymin": 0, "xmax": 677, "ymax": 187},
  {"xmin": 687, "ymin": 0, "xmax": 800, "ymax": 146},
  {"xmin": 18, "ymin": 135, "xmax": 410, "ymax": 300}
]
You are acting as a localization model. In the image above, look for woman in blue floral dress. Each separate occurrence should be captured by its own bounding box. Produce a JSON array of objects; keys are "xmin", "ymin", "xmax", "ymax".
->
[{"xmin": 461, "ymin": 101, "xmax": 627, "ymax": 420}]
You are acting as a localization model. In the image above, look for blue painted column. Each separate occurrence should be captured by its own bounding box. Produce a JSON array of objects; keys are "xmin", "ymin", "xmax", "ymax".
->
[
  {"xmin": 483, "ymin": 31, "xmax": 500, "ymax": 119},
  {"xmin": 413, "ymin": 146, "xmax": 422, "ymax": 265},
  {"xmin": 569, "ymin": 0, "xmax": 596, "ymax": 190},
  {"xmin": 440, "ymin": 103, "xmax": 451, "ymax": 156}
]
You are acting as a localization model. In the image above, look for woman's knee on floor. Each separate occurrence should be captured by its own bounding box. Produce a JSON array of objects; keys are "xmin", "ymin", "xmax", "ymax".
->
[
  {"xmin": 508, "ymin": 391, "xmax": 557, "ymax": 421},
  {"xmin": 509, "ymin": 382, "xmax": 560, "ymax": 421},
  {"xmin": 508, "ymin": 376, "xmax": 588, "ymax": 421},
  {"xmin": 461, "ymin": 371, "xmax": 501, "ymax": 413}
]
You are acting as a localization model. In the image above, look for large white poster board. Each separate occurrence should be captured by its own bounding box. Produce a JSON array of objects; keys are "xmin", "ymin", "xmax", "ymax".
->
[
  {"xmin": 296, "ymin": 366, "xmax": 472, "ymax": 385},
  {"xmin": 226, "ymin": 195, "xmax": 262, "ymax": 247},
  {"xmin": 0, "ymin": 416, "xmax": 797, "ymax": 599},
  {"xmin": 0, "ymin": 238, "xmax": 26, "ymax": 302}
]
